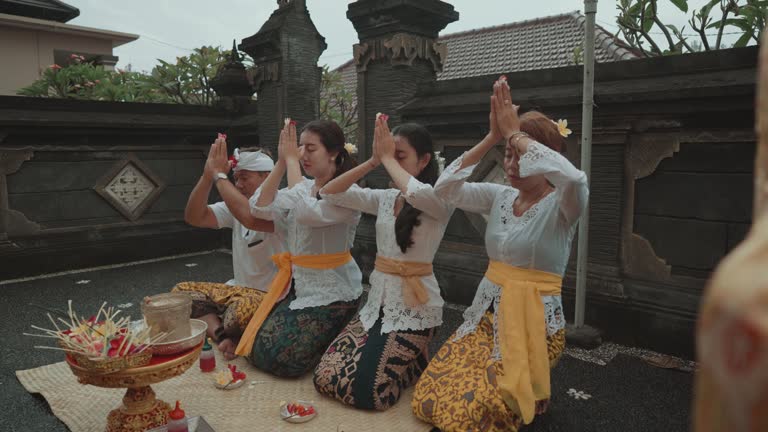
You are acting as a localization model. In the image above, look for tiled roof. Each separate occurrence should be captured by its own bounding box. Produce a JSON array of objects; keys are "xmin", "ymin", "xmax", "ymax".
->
[
  {"xmin": 0, "ymin": 0, "xmax": 79, "ymax": 23},
  {"xmin": 334, "ymin": 11, "xmax": 639, "ymax": 82}
]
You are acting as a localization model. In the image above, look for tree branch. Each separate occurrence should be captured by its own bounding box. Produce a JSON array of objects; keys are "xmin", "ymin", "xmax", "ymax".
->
[{"xmin": 650, "ymin": 0, "xmax": 678, "ymax": 52}]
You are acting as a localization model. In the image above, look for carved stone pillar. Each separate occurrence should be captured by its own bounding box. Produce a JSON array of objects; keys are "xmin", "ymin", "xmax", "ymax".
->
[
  {"xmin": 240, "ymin": 0, "xmax": 327, "ymax": 153},
  {"xmin": 348, "ymin": 0, "xmax": 458, "ymax": 186}
]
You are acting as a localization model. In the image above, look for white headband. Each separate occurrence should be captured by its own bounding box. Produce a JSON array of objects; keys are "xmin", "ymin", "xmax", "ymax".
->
[{"xmin": 233, "ymin": 148, "xmax": 274, "ymax": 172}]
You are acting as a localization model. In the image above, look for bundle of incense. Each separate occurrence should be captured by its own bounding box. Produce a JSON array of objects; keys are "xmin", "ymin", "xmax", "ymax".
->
[{"xmin": 25, "ymin": 301, "xmax": 168, "ymax": 359}]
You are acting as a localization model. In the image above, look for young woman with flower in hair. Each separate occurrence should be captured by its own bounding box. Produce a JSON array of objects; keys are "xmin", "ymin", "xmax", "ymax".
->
[
  {"xmin": 210, "ymin": 119, "xmax": 363, "ymax": 378},
  {"xmin": 312, "ymin": 116, "xmax": 454, "ymax": 411},
  {"xmin": 412, "ymin": 76, "xmax": 589, "ymax": 431}
]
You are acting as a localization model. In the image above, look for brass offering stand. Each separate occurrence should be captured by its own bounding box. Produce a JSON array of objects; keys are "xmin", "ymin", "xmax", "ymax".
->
[{"xmin": 66, "ymin": 342, "xmax": 202, "ymax": 432}]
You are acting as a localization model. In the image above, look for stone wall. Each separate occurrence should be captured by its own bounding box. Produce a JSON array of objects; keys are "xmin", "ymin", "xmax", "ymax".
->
[
  {"xmin": 0, "ymin": 96, "xmax": 245, "ymax": 279},
  {"xmin": 0, "ymin": 0, "xmax": 330, "ymax": 280}
]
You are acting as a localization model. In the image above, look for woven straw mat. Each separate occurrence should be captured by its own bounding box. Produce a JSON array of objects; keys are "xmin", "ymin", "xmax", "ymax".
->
[{"xmin": 16, "ymin": 347, "xmax": 431, "ymax": 431}]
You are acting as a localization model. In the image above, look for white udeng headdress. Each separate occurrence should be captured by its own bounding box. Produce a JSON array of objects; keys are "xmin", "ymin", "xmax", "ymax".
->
[{"xmin": 232, "ymin": 148, "xmax": 275, "ymax": 172}]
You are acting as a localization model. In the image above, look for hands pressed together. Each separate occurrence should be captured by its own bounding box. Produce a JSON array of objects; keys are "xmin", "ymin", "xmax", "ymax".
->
[
  {"xmin": 205, "ymin": 74, "xmax": 524, "ymax": 183},
  {"xmin": 488, "ymin": 75, "xmax": 528, "ymax": 154},
  {"xmin": 278, "ymin": 119, "xmax": 302, "ymax": 165},
  {"xmin": 371, "ymin": 113, "xmax": 395, "ymax": 168},
  {"xmin": 205, "ymin": 133, "xmax": 232, "ymax": 181}
]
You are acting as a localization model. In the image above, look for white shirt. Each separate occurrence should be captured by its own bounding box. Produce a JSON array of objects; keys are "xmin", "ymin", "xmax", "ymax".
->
[
  {"xmin": 209, "ymin": 202, "xmax": 285, "ymax": 291},
  {"xmin": 321, "ymin": 177, "xmax": 454, "ymax": 333},
  {"xmin": 434, "ymin": 142, "xmax": 589, "ymax": 358},
  {"xmin": 250, "ymin": 178, "xmax": 363, "ymax": 310}
]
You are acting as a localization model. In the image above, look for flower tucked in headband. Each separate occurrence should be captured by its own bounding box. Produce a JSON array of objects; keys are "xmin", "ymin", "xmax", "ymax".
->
[
  {"xmin": 554, "ymin": 119, "xmax": 572, "ymax": 138},
  {"xmin": 228, "ymin": 155, "xmax": 238, "ymax": 169}
]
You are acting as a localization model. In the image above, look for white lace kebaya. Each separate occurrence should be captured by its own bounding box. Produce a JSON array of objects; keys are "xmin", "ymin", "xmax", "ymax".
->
[
  {"xmin": 434, "ymin": 141, "xmax": 589, "ymax": 360},
  {"xmin": 249, "ymin": 177, "xmax": 363, "ymax": 310},
  {"xmin": 321, "ymin": 177, "xmax": 454, "ymax": 333}
]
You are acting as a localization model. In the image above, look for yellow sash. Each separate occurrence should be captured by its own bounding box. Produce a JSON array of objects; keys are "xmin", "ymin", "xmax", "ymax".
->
[
  {"xmin": 374, "ymin": 255, "xmax": 433, "ymax": 307},
  {"xmin": 234, "ymin": 250, "xmax": 353, "ymax": 356},
  {"xmin": 484, "ymin": 260, "xmax": 562, "ymax": 424}
]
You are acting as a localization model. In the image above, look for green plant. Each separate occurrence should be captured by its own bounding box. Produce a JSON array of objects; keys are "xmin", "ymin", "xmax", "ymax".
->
[
  {"xmin": 616, "ymin": 0, "xmax": 768, "ymax": 56},
  {"xmin": 141, "ymin": 46, "xmax": 225, "ymax": 105},
  {"xmin": 17, "ymin": 47, "xmax": 234, "ymax": 105}
]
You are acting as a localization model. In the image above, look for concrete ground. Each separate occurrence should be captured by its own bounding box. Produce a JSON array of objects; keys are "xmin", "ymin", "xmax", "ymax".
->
[{"xmin": 1, "ymin": 251, "xmax": 693, "ymax": 431}]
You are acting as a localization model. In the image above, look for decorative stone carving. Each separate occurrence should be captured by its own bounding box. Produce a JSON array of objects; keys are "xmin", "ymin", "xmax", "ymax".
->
[
  {"xmin": 247, "ymin": 61, "xmax": 280, "ymax": 92},
  {"xmin": 0, "ymin": 148, "xmax": 35, "ymax": 248},
  {"xmin": 353, "ymin": 42, "xmax": 374, "ymax": 73},
  {"xmin": 94, "ymin": 156, "xmax": 166, "ymax": 221},
  {"xmin": 629, "ymin": 135, "xmax": 681, "ymax": 180},
  {"xmin": 7, "ymin": 209, "xmax": 40, "ymax": 236},
  {"xmin": 621, "ymin": 133, "xmax": 681, "ymax": 282},
  {"xmin": 0, "ymin": 148, "xmax": 33, "ymax": 177},
  {"xmin": 353, "ymin": 34, "xmax": 448, "ymax": 73}
]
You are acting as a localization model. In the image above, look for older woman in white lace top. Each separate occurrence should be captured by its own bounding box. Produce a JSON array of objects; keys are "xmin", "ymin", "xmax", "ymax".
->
[
  {"xmin": 313, "ymin": 118, "xmax": 453, "ymax": 411},
  {"xmin": 412, "ymin": 77, "xmax": 589, "ymax": 432}
]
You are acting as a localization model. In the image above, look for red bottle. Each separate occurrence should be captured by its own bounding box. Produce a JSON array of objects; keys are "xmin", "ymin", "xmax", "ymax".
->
[
  {"xmin": 199, "ymin": 338, "xmax": 215, "ymax": 372},
  {"xmin": 166, "ymin": 401, "xmax": 188, "ymax": 432}
]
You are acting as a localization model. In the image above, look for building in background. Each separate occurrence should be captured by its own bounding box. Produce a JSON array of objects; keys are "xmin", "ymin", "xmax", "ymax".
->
[{"xmin": 0, "ymin": 0, "xmax": 138, "ymax": 95}]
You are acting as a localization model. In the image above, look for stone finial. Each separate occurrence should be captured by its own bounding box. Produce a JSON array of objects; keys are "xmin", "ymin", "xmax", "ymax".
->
[
  {"xmin": 211, "ymin": 39, "xmax": 254, "ymax": 103},
  {"xmin": 229, "ymin": 39, "xmax": 241, "ymax": 63}
]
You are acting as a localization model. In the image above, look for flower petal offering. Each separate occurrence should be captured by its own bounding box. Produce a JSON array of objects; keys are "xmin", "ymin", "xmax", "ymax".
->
[
  {"xmin": 214, "ymin": 364, "xmax": 247, "ymax": 389},
  {"xmin": 280, "ymin": 400, "xmax": 317, "ymax": 423}
]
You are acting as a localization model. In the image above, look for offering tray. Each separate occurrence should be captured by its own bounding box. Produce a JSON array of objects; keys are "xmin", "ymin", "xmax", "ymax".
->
[{"xmin": 66, "ymin": 341, "xmax": 203, "ymax": 432}]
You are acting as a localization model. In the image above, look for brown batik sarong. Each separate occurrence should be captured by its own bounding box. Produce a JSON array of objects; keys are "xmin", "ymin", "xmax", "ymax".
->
[
  {"xmin": 412, "ymin": 312, "xmax": 565, "ymax": 432},
  {"xmin": 172, "ymin": 281, "xmax": 265, "ymax": 341}
]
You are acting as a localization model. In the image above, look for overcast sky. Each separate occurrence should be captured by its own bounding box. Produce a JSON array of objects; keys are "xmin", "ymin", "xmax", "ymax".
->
[{"xmin": 64, "ymin": 0, "xmax": 737, "ymax": 73}]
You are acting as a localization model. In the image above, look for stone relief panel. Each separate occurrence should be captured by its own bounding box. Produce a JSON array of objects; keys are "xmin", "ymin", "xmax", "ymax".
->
[
  {"xmin": 0, "ymin": 148, "xmax": 38, "ymax": 247},
  {"xmin": 354, "ymin": 33, "xmax": 447, "ymax": 73},
  {"xmin": 94, "ymin": 156, "xmax": 166, "ymax": 221},
  {"xmin": 622, "ymin": 133, "xmax": 680, "ymax": 283}
]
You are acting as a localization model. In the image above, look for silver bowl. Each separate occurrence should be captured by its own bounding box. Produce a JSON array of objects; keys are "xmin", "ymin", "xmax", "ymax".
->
[
  {"xmin": 152, "ymin": 319, "xmax": 208, "ymax": 356},
  {"xmin": 131, "ymin": 319, "xmax": 208, "ymax": 356}
]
